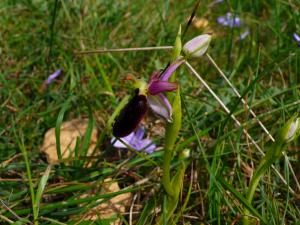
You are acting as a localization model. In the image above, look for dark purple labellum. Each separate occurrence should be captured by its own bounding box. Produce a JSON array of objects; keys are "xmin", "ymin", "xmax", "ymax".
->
[{"xmin": 113, "ymin": 92, "xmax": 148, "ymax": 138}]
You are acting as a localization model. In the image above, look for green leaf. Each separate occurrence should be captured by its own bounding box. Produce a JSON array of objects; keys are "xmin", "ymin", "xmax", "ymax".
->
[
  {"xmin": 216, "ymin": 174, "xmax": 267, "ymax": 225},
  {"xmin": 55, "ymin": 97, "xmax": 74, "ymax": 164},
  {"xmin": 136, "ymin": 197, "xmax": 156, "ymax": 225},
  {"xmin": 80, "ymin": 106, "xmax": 94, "ymax": 165},
  {"xmin": 35, "ymin": 165, "xmax": 51, "ymax": 216}
]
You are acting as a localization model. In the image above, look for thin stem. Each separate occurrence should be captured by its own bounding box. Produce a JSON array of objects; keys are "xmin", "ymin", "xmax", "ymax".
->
[
  {"xmin": 75, "ymin": 46, "xmax": 173, "ymax": 55},
  {"xmin": 206, "ymin": 54, "xmax": 300, "ymax": 193},
  {"xmin": 206, "ymin": 53, "xmax": 275, "ymax": 141},
  {"xmin": 0, "ymin": 199, "xmax": 33, "ymax": 224},
  {"xmin": 184, "ymin": 61, "xmax": 295, "ymax": 195}
]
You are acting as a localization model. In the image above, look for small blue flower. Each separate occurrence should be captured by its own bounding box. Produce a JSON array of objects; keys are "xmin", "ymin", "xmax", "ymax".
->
[
  {"xmin": 293, "ymin": 33, "xmax": 300, "ymax": 47},
  {"xmin": 45, "ymin": 69, "xmax": 62, "ymax": 85},
  {"xmin": 217, "ymin": 12, "xmax": 241, "ymax": 28},
  {"xmin": 111, "ymin": 127, "xmax": 156, "ymax": 154}
]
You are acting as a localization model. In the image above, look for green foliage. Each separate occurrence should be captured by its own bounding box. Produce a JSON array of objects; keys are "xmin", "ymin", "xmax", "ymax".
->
[{"xmin": 1, "ymin": 0, "xmax": 300, "ymax": 224}]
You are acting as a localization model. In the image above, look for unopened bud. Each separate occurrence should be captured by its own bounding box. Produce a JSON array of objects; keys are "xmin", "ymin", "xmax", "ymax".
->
[
  {"xmin": 183, "ymin": 34, "xmax": 212, "ymax": 58},
  {"xmin": 179, "ymin": 149, "xmax": 190, "ymax": 159},
  {"xmin": 284, "ymin": 117, "xmax": 300, "ymax": 142},
  {"xmin": 278, "ymin": 115, "xmax": 300, "ymax": 143}
]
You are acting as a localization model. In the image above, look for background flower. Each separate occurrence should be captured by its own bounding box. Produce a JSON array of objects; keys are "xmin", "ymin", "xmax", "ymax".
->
[
  {"xmin": 293, "ymin": 33, "xmax": 300, "ymax": 47},
  {"xmin": 45, "ymin": 69, "xmax": 62, "ymax": 84},
  {"xmin": 111, "ymin": 127, "xmax": 156, "ymax": 154},
  {"xmin": 217, "ymin": 12, "xmax": 241, "ymax": 28}
]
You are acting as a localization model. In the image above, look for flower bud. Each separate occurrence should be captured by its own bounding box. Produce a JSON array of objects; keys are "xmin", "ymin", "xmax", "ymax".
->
[
  {"xmin": 279, "ymin": 115, "xmax": 300, "ymax": 143},
  {"xmin": 179, "ymin": 149, "xmax": 190, "ymax": 159},
  {"xmin": 183, "ymin": 34, "xmax": 212, "ymax": 58},
  {"xmin": 172, "ymin": 25, "xmax": 182, "ymax": 60},
  {"xmin": 285, "ymin": 117, "xmax": 300, "ymax": 142}
]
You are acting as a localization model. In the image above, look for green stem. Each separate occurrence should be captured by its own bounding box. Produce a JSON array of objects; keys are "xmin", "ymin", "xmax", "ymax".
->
[
  {"xmin": 162, "ymin": 148, "xmax": 175, "ymax": 197},
  {"xmin": 243, "ymin": 142, "xmax": 285, "ymax": 225}
]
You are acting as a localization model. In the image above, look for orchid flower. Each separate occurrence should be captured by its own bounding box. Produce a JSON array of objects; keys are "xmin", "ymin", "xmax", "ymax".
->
[
  {"xmin": 112, "ymin": 33, "xmax": 211, "ymax": 136},
  {"xmin": 147, "ymin": 58, "xmax": 185, "ymax": 122},
  {"xmin": 111, "ymin": 127, "xmax": 156, "ymax": 154},
  {"xmin": 45, "ymin": 69, "xmax": 62, "ymax": 85},
  {"xmin": 146, "ymin": 34, "xmax": 211, "ymax": 121}
]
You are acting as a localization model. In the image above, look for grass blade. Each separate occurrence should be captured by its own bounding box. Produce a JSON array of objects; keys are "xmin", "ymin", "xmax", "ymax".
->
[{"xmin": 35, "ymin": 165, "xmax": 51, "ymax": 217}]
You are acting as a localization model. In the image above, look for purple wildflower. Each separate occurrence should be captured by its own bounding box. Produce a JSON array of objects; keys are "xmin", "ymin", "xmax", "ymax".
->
[
  {"xmin": 111, "ymin": 127, "xmax": 156, "ymax": 154},
  {"xmin": 293, "ymin": 33, "xmax": 300, "ymax": 46},
  {"xmin": 147, "ymin": 58, "xmax": 185, "ymax": 121},
  {"xmin": 217, "ymin": 13, "xmax": 241, "ymax": 28},
  {"xmin": 45, "ymin": 69, "xmax": 62, "ymax": 84}
]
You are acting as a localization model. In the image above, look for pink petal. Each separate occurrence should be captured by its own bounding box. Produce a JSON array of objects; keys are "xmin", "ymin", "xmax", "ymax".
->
[
  {"xmin": 148, "ymin": 94, "xmax": 172, "ymax": 122},
  {"xmin": 148, "ymin": 80, "xmax": 178, "ymax": 95},
  {"xmin": 150, "ymin": 71, "xmax": 161, "ymax": 80},
  {"xmin": 157, "ymin": 93, "xmax": 172, "ymax": 119},
  {"xmin": 160, "ymin": 58, "xmax": 185, "ymax": 81}
]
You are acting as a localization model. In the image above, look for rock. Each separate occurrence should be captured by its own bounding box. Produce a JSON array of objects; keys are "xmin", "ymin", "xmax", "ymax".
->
[{"xmin": 41, "ymin": 118, "xmax": 98, "ymax": 165}]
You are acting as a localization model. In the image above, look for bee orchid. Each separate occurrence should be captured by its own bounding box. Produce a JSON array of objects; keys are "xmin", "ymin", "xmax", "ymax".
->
[
  {"xmin": 112, "ymin": 34, "xmax": 212, "ymax": 137},
  {"xmin": 112, "ymin": 59, "xmax": 184, "ymax": 137}
]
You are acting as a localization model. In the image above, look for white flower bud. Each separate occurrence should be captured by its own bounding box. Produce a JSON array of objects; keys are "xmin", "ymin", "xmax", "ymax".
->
[
  {"xmin": 285, "ymin": 117, "xmax": 300, "ymax": 142},
  {"xmin": 179, "ymin": 149, "xmax": 190, "ymax": 159},
  {"xmin": 183, "ymin": 34, "xmax": 212, "ymax": 58}
]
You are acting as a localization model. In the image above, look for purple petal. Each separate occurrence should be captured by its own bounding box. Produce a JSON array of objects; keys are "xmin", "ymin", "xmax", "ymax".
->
[
  {"xmin": 130, "ymin": 136, "xmax": 156, "ymax": 153},
  {"xmin": 148, "ymin": 94, "xmax": 172, "ymax": 122},
  {"xmin": 217, "ymin": 16, "xmax": 227, "ymax": 26},
  {"xmin": 111, "ymin": 127, "xmax": 156, "ymax": 154},
  {"xmin": 150, "ymin": 71, "xmax": 161, "ymax": 80},
  {"xmin": 46, "ymin": 69, "xmax": 62, "ymax": 84},
  {"xmin": 134, "ymin": 127, "xmax": 145, "ymax": 140},
  {"xmin": 148, "ymin": 80, "xmax": 178, "ymax": 95},
  {"xmin": 140, "ymin": 140, "xmax": 156, "ymax": 154},
  {"xmin": 217, "ymin": 13, "xmax": 241, "ymax": 28},
  {"xmin": 160, "ymin": 58, "xmax": 185, "ymax": 81},
  {"xmin": 111, "ymin": 132, "xmax": 134, "ymax": 148},
  {"xmin": 293, "ymin": 33, "xmax": 300, "ymax": 46}
]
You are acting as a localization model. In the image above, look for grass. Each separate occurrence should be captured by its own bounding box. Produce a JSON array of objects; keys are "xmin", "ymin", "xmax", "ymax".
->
[{"xmin": 1, "ymin": 0, "xmax": 300, "ymax": 224}]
